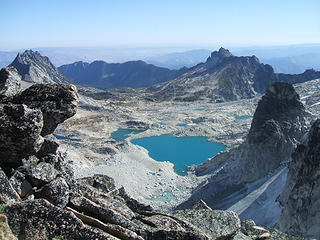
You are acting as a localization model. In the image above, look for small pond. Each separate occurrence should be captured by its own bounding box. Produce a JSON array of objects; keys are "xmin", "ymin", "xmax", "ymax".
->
[
  {"xmin": 176, "ymin": 123, "xmax": 187, "ymax": 127},
  {"xmin": 235, "ymin": 115, "xmax": 251, "ymax": 120},
  {"xmin": 111, "ymin": 129, "xmax": 145, "ymax": 141},
  {"xmin": 131, "ymin": 134, "xmax": 226, "ymax": 176}
]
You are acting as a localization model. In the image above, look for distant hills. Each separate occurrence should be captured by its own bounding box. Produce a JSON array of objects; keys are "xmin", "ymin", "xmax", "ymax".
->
[
  {"xmin": 58, "ymin": 60, "xmax": 187, "ymax": 89},
  {"xmin": 233, "ymin": 44, "xmax": 320, "ymax": 74},
  {"xmin": 145, "ymin": 49, "xmax": 212, "ymax": 69},
  {"xmin": 1, "ymin": 44, "xmax": 320, "ymax": 74}
]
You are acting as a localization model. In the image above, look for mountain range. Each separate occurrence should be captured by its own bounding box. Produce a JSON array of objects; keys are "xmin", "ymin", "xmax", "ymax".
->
[
  {"xmin": 58, "ymin": 60, "xmax": 187, "ymax": 89},
  {"xmin": 147, "ymin": 48, "xmax": 320, "ymax": 101},
  {"xmin": 7, "ymin": 48, "xmax": 320, "ymax": 103},
  {"xmin": 1, "ymin": 44, "xmax": 320, "ymax": 74}
]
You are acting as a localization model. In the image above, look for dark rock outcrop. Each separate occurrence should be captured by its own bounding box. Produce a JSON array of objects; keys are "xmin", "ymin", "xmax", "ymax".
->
[
  {"xmin": 180, "ymin": 82, "xmax": 308, "ymax": 213},
  {"xmin": 9, "ymin": 50, "xmax": 70, "ymax": 84},
  {"xmin": 0, "ymin": 104, "xmax": 44, "ymax": 166},
  {"xmin": 0, "ymin": 67, "xmax": 21, "ymax": 98},
  {"xmin": 11, "ymin": 83, "xmax": 79, "ymax": 135},
  {"xmin": 278, "ymin": 119, "xmax": 320, "ymax": 239}
]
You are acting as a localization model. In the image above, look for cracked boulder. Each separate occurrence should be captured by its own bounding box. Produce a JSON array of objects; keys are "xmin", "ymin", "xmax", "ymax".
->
[
  {"xmin": 12, "ymin": 83, "xmax": 78, "ymax": 136},
  {"xmin": 0, "ymin": 104, "xmax": 43, "ymax": 166}
]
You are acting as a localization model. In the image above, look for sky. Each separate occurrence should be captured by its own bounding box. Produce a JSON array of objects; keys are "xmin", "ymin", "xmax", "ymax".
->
[{"xmin": 1, "ymin": 0, "xmax": 320, "ymax": 51}]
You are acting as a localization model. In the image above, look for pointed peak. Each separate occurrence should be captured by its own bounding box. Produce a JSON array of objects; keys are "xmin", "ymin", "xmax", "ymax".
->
[
  {"xmin": 217, "ymin": 47, "xmax": 233, "ymax": 57},
  {"xmin": 211, "ymin": 47, "xmax": 233, "ymax": 58},
  {"xmin": 206, "ymin": 47, "xmax": 233, "ymax": 66}
]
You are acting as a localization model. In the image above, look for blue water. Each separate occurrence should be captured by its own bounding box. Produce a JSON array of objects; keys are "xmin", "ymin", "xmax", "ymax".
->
[
  {"xmin": 177, "ymin": 123, "xmax": 187, "ymax": 127},
  {"xmin": 131, "ymin": 134, "xmax": 226, "ymax": 176},
  {"xmin": 53, "ymin": 134, "xmax": 81, "ymax": 142},
  {"xmin": 235, "ymin": 115, "xmax": 251, "ymax": 120},
  {"xmin": 111, "ymin": 129, "xmax": 145, "ymax": 141}
]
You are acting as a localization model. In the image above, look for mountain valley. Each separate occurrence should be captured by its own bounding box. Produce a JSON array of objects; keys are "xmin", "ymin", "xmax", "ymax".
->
[{"xmin": 1, "ymin": 49, "xmax": 320, "ymax": 239}]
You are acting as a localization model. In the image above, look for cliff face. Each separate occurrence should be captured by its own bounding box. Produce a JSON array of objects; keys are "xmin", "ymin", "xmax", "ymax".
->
[
  {"xmin": 242, "ymin": 82, "xmax": 307, "ymax": 182},
  {"xmin": 279, "ymin": 119, "xmax": 320, "ymax": 239},
  {"xmin": 9, "ymin": 50, "xmax": 70, "ymax": 84},
  {"xmin": 179, "ymin": 83, "xmax": 308, "ymax": 215}
]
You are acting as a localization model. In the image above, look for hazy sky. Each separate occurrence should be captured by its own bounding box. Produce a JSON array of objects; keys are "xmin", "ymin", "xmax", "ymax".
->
[{"xmin": 1, "ymin": 0, "xmax": 319, "ymax": 50}]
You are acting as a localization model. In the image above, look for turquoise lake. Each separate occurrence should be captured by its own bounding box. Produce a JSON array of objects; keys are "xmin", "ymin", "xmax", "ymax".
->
[
  {"xmin": 131, "ymin": 134, "xmax": 226, "ymax": 176},
  {"xmin": 111, "ymin": 129, "xmax": 145, "ymax": 141},
  {"xmin": 235, "ymin": 115, "xmax": 251, "ymax": 120}
]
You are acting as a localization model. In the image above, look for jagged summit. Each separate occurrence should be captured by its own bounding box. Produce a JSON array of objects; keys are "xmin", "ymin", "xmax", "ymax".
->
[
  {"xmin": 149, "ymin": 47, "xmax": 277, "ymax": 101},
  {"xmin": 9, "ymin": 50, "xmax": 70, "ymax": 84},
  {"xmin": 206, "ymin": 47, "xmax": 234, "ymax": 65}
]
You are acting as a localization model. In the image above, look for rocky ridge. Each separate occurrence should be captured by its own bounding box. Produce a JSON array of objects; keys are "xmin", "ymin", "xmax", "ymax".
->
[
  {"xmin": 147, "ymin": 48, "xmax": 320, "ymax": 102},
  {"xmin": 0, "ymin": 68, "xmax": 303, "ymax": 239},
  {"xmin": 58, "ymin": 60, "xmax": 187, "ymax": 90},
  {"xmin": 179, "ymin": 83, "xmax": 309, "ymax": 215},
  {"xmin": 278, "ymin": 119, "xmax": 320, "ymax": 239},
  {"xmin": 9, "ymin": 50, "xmax": 70, "ymax": 84}
]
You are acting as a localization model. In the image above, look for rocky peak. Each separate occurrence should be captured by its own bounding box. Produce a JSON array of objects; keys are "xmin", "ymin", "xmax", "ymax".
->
[
  {"xmin": 9, "ymin": 50, "xmax": 70, "ymax": 84},
  {"xmin": 248, "ymin": 82, "xmax": 305, "ymax": 145},
  {"xmin": 181, "ymin": 82, "xmax": 308, "ymax": 219},
  {"xmin": 206, "ymin": 47, "xmax": 233, "ymax": 66}
]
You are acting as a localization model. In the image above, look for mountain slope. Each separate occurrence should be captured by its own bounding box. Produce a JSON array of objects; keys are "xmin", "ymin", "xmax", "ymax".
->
[
  {"xmin": 59, "ymin": 60, "xmax": 187, "ymax": 89},
  {"xmin": 9, "ymin": 50, "xmax": 70, "ymax": 84},
  {"xmin": 148, "ymin": 48, "xmax": 320, "ymax": 102}
]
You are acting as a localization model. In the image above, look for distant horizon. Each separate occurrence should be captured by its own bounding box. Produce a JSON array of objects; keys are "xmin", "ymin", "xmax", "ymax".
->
[
  {"xmin": 1, "ymin": 42, "xmax": 320, "ymax": 53},
  {"xmin": 1, "ymin": 0, "xmax": 319, "ymax": 51}
]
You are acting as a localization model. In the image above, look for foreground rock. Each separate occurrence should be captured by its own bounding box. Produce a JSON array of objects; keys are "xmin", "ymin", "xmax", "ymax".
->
[
  {"xmin": 279, "ymin": 119, "xmax": 320, "ymax": 239},
  {"xmin": 179, "ymin": 83, "xmax": 308, "ymax": 214},
  {"xmin": 11, "ymin": 83, "xmax": 79, "ymax": 135},
  {"xmin": 0, "ymin": 104, "xmax": 43, "ymax": 166}
]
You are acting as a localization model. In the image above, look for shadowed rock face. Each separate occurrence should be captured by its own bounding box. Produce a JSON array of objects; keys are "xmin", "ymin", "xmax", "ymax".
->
[
  {"xmin": 179, "ymin": 82, "xmax": 308, "ymax": 212},
  {"xmin": 0, "ymin": 104, "xmax": 44, "ymax": 166},
  {"xmin": 11, "ymin": 83, "xmax": 79, "ymax": 136},
  {"xmin": 243, "ymin": 82, "xmax": 307, "ymax": 182},
  {"xmin": 9, "ymin": 50, "xmax": 70, "ymax": 84},
  {"xmin": 279, "ymin": 119, "xmax": 320, "ymax": 239}
]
